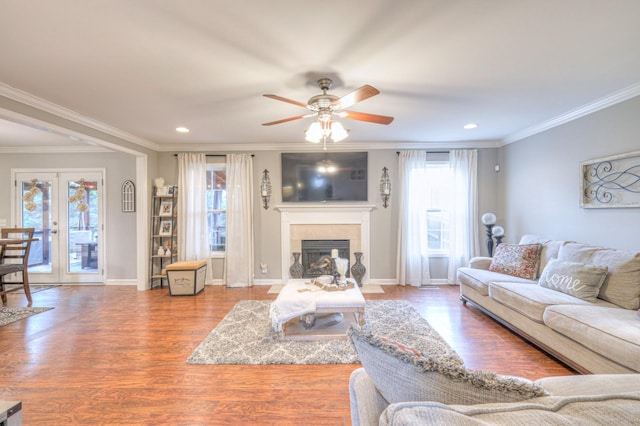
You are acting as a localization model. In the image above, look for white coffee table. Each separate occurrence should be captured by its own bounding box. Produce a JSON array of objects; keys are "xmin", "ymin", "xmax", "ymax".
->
[{"xmin": 270, "ymin": 279, "xmax": 366, "ymax": 341}]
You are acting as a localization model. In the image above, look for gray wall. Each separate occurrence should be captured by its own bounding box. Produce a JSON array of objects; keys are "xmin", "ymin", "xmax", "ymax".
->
[
  {"xmin": 499, "ymin": 96, "xmax": 640, "ymax": 251},
  {"xmin": 161, "ymin": 148, "xmax": 498, "ymax": 282},
  {"xmin": 0, "ymin": 151, "xmax": 138, "ymax": 280}
]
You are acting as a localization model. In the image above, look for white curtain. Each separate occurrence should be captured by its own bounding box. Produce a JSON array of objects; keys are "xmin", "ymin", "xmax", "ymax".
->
[
  {"xmin": 177, "ymin": 153, "xmax": 213, "ymax": 283},
  {"xmin": 396, "ymin": 150, "xmax": 431, "ymax": 286},
  {"xmin": 225, "ymin": 153, "xmax": 254, "ymax": 287},
  {"xmin": 447, "ymin": 149, "xmax": 480, "ymax": 283}
]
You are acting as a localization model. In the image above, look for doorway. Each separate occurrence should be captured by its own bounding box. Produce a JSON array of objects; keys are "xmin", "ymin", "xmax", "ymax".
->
[{"xmin": 12, "ymin": 170, "xmax": 105, "ymax": 283}]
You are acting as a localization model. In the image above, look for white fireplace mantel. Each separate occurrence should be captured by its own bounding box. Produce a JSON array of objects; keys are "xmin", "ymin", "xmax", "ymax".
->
[{"xmin": 274, "ymin": 204, "xmax": 375, "ymax": 283}]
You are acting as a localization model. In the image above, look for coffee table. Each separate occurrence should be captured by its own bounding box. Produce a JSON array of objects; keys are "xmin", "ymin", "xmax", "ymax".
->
[{"xmin": 270, "ymin": 279, "xmax": 366, "ymax": 341}]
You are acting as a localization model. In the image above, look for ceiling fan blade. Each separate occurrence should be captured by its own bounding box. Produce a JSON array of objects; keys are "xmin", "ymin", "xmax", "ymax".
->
[
  {"xmin": 341, "ymin": 110, "xmax": 394, "ymax": 125},
  {"xmin": 263, "ymin": 94, "xmax": 308, "ymax": 109},
  {"xmin": 262, "ymin": 115, "xmax": 308, "ymax": 126},
  {"xmin": 333, "ymin": 85, "xmax": 380, "ymax": 109}
]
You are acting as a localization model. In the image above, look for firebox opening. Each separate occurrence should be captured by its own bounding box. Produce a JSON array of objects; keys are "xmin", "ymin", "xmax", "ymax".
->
[{"xmin": 301, "ymin": 240, "xmax": 350, "ymax": 278}]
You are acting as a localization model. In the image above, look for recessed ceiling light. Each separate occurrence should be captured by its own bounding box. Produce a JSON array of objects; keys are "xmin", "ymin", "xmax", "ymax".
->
[
  {"xmin": 176, "ymin": 127, "xmax": 190, "ymax": 133},
  {"xmin": 463, "ymin": 123, "xmax": 478, "ymax": 130}
]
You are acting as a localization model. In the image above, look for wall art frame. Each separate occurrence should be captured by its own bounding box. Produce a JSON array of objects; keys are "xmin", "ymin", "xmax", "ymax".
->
[
  {"xmin": 121, "ymin": 180, "xmax": 135, "ymax": 212},
  {"xmin": 158, "ymin": 219, "xmax": 173, "ymax": 236},
  {"xmin": 159, "ymin": 200, "xmax": 173, "ymax": 217},
  {"xmin": 581, "ymin": 150, "xmax": 640, "ymax": 208}
]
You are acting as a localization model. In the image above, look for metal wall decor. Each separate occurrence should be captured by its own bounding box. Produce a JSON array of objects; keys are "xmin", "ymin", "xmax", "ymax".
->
[
  {"xmin": 260, "ymin": 169, "xmax": 272, "ymax": 209},
  {"xmin": 379, "ymin": 167, "xmax": 391, "ymax": 208},
  {"xmin": 581, "ymin": 150, "xmax": 640, "ymax": 208}
]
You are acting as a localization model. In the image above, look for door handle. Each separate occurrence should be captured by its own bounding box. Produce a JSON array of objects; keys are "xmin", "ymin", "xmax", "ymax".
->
[{"xmin": 51, "ymin": 230, "xmax": 58, "ymax": 234}]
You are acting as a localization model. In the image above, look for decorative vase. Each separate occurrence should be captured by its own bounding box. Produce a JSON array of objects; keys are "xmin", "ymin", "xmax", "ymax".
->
[
  {"xmin": 351, "ymin": 252, "xmax": 366, "ymax": 287},
  {"xmin": 289, "ymin": 252, "xmax": 304, "ymax": 278}
]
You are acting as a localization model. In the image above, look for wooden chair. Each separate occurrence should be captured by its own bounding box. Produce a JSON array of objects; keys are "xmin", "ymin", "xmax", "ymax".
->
[{"xmin": 0, "ymin": 227, "xmax": 35, "ymax": 305}]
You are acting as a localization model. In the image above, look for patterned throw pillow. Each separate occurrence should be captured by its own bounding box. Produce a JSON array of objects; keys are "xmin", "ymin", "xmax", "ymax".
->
[
  {"xmin": 489, "ymin": 243, "xmax": 542, "ymax": 279},
  {"xmin": 538, "ymin": 259, "xmax": 608, "ymax": 302}
]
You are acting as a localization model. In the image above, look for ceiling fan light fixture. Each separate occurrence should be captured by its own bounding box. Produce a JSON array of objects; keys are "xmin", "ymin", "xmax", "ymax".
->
[
  {"xmin": 330, "ymin": 121, "xmax": 348, "ymax": 142},
  {"xmin": 305, "ymin": 122, "xmax": 322, "ymax": 142}
]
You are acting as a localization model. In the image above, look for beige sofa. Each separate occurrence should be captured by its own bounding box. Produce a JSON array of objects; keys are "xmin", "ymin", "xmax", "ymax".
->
[
  {"xmin": 457, "ymin": 235, "xmax": 640, "ymax": 374},
  {"xmin": 349, "ymin": 325, "xmax": 640, "ymax": 425}
]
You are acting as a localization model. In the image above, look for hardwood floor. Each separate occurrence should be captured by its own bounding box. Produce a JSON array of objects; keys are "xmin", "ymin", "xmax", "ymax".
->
[{"xmin": 0, "ymin": 284, "xmax": 575, "ymax": 425}]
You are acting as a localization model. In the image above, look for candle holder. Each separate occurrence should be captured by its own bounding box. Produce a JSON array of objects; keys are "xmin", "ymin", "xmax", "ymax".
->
[
  {"xmin": 481, "ymin": 213, "xmax": 506, "ymax": 256},
  {"xmin": 260, "ymin": 169, "xmax": 272, "ymax": 210},
  {"xmin": 380, "ymin": 167, "xmax": 391, "ymax": 208},
  {"xmin": 481, "ymin": 212, "xmax": 496, "ymax": 257}
]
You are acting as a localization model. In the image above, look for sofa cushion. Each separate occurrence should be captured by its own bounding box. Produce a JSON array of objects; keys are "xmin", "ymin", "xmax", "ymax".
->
[
  {"xmin": 538, "ymin": 259, "xmax": 608, "ymax": 302},
  {"xmin": 558, "ymin": 242, "xmax": 640, "ymax": 310},
  {"xmin": 379, "ymin": 393, "xmax": 640, "ymax": 426},
  {"xmin": 543, "ymin": 305, "xmax": 640, "ymax": 372},
  {"xmin": 489, "ymin": 281, "xmax": 603, "ymax": 323},
  {"xmin": 457, "ymin": 267, "xmax": 536, "ymax": 296},
  {"xmin": 348, "ymin": 326, "xmax": 546, "ymax": 406},
  {"xmin": 489, "ymin": 243, "xmax": 542, "ymax": 279},
  {"xmin": 519, "ymin": 235, "xmax": 568, "ymax": 276}
]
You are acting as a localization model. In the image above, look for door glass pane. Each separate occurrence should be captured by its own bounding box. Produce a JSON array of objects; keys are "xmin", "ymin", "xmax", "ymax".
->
[
  {"xmin": 67, "ymin": 179, "xmax": 99, "ymax": 272},
  {"xmin": 22, "ymin": 178, "xmax": 52, "ymax": 273}
]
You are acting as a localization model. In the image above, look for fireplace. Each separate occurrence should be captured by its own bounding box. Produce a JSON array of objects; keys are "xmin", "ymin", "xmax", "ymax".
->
[
  {"xmin": 301, "ymin": 239, "xmax": 350, "ymax": 278},
  {"xmin": 275, "ymin": 204, "xmax": 374, "ymax": 283}
]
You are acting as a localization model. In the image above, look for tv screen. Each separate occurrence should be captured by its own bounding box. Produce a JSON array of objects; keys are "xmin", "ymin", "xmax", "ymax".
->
[{"xmin": 281, "ymin": 152, "xmax": 368, "ymax": 202}]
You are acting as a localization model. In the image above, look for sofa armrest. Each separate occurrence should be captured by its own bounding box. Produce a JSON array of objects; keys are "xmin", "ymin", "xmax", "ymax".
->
[
  {"xmin": 468, "ymin": 256, "xmax": 492, "ymax": 270},
  {"xmin": 350, "ymin": 367, "xmax": 390, "ymax": 426},
  {"xmin": 536, "ymin": 374, "xmax": 640, "ymax": 396}
]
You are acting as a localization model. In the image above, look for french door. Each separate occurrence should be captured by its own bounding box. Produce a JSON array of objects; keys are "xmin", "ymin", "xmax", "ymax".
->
[{"xmin": 12, "ymin": 170, "xmax": 104, "ymax": 283}]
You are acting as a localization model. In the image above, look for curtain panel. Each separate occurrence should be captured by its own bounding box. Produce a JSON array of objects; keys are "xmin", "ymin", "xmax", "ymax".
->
[
  {"xmin": 177, "ymin": 153, "xmax": 214, "ymax": 283},
  {"xmin": 396, "ymin": 150, "xmax": 431, "ymax": 286},
  {"xmin": 447, "ymin": 149, "xmax": 479, "ymax": 283},
  {"xmin": 225, "ymin": 153, "xmax": 255, "ymax": 287}
]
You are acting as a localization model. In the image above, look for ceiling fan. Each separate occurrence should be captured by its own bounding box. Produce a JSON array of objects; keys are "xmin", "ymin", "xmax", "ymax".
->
[{"xmin": 262, "ymin": 78, "xmax": 394, "ymax": 128}]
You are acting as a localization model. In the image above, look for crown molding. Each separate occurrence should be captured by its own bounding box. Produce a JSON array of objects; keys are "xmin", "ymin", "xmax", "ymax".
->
[
  {"xmin": 0, "ymin": 145, "xmax": 114, "ymax": 154},
  {"xmin": 0, "ymin": 83, "xmax": 160, "ymax": 151},
  {"xmin": 503, "ymin": 82, "xmax": 640, "ymax": 145},
  {"xmin": 154, "ymin": 139, "xmax": 503, "ymax": 152}
]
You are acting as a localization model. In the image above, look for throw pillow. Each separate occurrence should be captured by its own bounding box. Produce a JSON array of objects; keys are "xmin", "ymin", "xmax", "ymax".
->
[
  {"xmin": 558, "ymin": 243, "xmax": 640, "ymax": 310},
  {"xmin": 348, "ymin": 326, "xmax": 547, "ymax": 406},
  {"xmin": 538, "ymin": 259, "xmax": 608, "ymax": 302},
  {"xmin": 489, "ymin": 243, "xmax": 542, "ymax": 279}
]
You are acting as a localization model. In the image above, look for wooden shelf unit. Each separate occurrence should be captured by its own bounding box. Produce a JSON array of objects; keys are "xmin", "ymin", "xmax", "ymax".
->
[{"xmin": 149, "ymin": 186, "xmax": 178, "ymax": 288}]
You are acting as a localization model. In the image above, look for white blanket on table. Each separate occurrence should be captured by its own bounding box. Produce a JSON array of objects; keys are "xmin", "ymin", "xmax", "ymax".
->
[{"xmin": 269, "ymin": 279, "xmax": 362, "ymax": 332}]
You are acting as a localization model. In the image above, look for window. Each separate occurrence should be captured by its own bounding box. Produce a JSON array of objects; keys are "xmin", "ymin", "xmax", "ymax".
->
[
  {"xmin": 206, "ymin": 165, "xmax": 226, "ymax": 252},
  {"xmin": 424, "ymin": 162, "xmax": 452, "ymax": 254}
]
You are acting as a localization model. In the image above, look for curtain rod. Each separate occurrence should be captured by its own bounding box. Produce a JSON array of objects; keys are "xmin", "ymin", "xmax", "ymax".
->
[
  {"xmin": 396, "ymin": 151, "xmax": 450, "ymax": 155},
  {"xmin": 173, "ymin": 154, "xmax": 254, "ymax": 157}
]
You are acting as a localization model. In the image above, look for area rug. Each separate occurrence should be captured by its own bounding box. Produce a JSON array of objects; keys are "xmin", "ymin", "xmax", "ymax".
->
[
  {"xmin": 0, "ymin": 306, "xmax": 54, "ymax": 327},
  {"xmin": 3, "ymin": 284, "xmax": 60, "ymax": 294},
  {"xmin": 267, "ymin": 284, "xmax": 384, "ymax": 294},
  {"xmin": 187, "ymin": 299, "xmax": 456, "ymax": 365}
]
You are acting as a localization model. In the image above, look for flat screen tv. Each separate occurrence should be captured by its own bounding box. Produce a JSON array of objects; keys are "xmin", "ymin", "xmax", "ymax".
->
[{"xmin": 281, "ymin": 152, "xmax": 368, "ymax": 202}]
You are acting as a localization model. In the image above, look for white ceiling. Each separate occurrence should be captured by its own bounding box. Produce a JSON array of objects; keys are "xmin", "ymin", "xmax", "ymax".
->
[{"xmin": 1, "ymin": 0, "xmax": 640, "ymax": 152}]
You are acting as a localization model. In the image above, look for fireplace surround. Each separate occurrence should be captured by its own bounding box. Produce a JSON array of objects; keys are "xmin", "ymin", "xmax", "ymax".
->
[{"xmin": 274, "ymin": 204, "xmax": 374, "ymax": 283}]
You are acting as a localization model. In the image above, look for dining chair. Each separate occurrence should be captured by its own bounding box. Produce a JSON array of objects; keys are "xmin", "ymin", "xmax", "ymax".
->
[{"xmin": 0, "ymin": 227, "xmax": 35, "ymax": 305}]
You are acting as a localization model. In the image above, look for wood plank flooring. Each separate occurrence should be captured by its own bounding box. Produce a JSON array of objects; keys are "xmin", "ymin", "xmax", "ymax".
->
[{"xmin": 0, "ymin": 284, "xmax": 575, "ymax": 425}]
